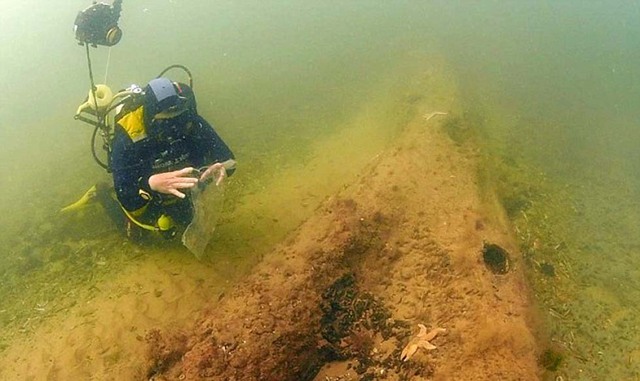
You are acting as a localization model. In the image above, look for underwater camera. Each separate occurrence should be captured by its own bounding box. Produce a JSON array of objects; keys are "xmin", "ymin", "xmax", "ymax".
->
[{"xmin": 74, "ymin": 1, "xmax": 123, "ymax": 47}]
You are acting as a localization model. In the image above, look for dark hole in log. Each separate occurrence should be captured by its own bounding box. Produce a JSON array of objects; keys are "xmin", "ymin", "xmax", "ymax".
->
[{"xmin": 482, "ymin": 243, "xmax": 510, "ymax": 274}]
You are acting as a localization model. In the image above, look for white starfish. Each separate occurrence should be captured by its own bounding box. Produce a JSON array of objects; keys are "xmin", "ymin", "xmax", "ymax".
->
[{"xmin": 400, "ymin": 324, "xmax": 446, "ymax": 361}]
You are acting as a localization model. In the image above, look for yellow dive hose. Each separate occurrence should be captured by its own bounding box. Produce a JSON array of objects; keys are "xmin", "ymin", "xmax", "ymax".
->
[{"xmin": 118, "ymin": 205, "xmax": 174, "ymax": 232}]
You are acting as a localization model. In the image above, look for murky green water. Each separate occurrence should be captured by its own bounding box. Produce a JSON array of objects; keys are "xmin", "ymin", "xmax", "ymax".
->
[
  {"xmin": 1, "ymin": 1, "xmax": 639, "ymax": 379},
  {"xmin": 439, "ymin": 3, "xmax": 640, "ymax": 379}
]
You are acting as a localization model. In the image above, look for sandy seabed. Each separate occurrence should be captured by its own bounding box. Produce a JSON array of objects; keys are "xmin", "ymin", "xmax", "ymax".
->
[{"xmin": 0, "ymin": 66, "xmax": 543, "ymax": 381}]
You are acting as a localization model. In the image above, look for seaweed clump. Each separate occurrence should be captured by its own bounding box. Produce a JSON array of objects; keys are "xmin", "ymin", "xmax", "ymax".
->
[
  {"xmin": 319, "ymin": 273, "xmax": 431, "ymax": 378},
  {"xmin": 539, "ymin": 262, "xmax": 556, "ymax": 277},
  {"xmin": 320, "ymin": 274, "xmax": 394, "ymax": 347},
  {"xmin": 145, "ymin": 328, "xmax": 188, "ymax": 379},
  {"xmin": 539, "ymin": 348, "xmax": 564, "ymax": 372}
]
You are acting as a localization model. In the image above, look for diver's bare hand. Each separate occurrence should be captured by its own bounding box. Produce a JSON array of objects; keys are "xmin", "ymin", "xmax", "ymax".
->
[
  {"xmin": 148, "ymin": 167, "xmax": 198, "ymax": 198},
  {"xmin": 199, "ymin": 163, "xmax": 227, "ymax": 186}
]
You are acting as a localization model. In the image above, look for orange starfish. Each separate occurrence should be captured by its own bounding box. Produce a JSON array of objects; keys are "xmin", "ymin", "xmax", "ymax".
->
[{"xmin": 400, "ymin": 324, "xmax": 446, "ymax": 361}]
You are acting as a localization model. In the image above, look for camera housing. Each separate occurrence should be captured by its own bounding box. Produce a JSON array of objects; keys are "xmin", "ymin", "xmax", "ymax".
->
[{"xmin": 74, "ymin": 2, "xmax": 122, "ymax": 47}]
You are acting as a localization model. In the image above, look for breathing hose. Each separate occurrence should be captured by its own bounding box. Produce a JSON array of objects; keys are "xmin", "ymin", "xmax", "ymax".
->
[{"xmin": 157, "ymin": 64, "xmax": 193, "ymax": 88}]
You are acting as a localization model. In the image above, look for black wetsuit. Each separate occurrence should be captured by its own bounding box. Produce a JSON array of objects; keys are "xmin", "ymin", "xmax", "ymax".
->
[{"xmin": 109, "ymin": 110, "xmax": 235, "ymax": 233}]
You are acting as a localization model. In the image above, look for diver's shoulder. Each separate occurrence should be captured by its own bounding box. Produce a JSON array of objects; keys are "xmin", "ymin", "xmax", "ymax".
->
[{"xmin": 116, "ymin": 105, "xmax": 148, "ymax": 142}]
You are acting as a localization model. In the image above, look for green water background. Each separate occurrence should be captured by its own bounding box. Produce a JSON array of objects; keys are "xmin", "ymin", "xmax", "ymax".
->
[
  {"xmin": 430, "ymin": 3, "xmax": 640, "ymax": 379},
  {"xmin": 1, "ymin": 1, "xmax": 639, "ymax": 379}
]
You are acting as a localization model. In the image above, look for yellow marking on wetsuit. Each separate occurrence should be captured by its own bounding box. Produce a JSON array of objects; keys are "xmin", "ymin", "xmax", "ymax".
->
[{"xmin": 118, "ymin": 106, "xmax": 147, "ymax": 142}]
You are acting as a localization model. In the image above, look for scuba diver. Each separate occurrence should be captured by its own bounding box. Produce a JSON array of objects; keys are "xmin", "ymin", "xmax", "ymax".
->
[
  {"xmin": 107, "ymin": 77, "xmax": 236, "ymax": 239},
  {"xmin": 66, "ymin": 1, "xmax": 236, "ymax": 245},
  {"xmin": 67, "ymin": 77, "xmax": 236, "ymax": 241}
]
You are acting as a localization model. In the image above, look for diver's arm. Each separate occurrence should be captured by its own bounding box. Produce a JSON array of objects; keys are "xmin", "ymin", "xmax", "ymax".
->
[
  {"xmin": 191, "ymin": 116, "xmax": 236, "ymax": 177},
  {"xmin": 110, "ymin": 129, "xmax": 153, "ymax": 211}
]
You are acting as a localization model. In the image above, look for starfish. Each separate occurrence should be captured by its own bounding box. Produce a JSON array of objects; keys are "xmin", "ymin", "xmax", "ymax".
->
[{"xmin": 400, "ymin": 324, "xmax": 446, "ymax": 362}]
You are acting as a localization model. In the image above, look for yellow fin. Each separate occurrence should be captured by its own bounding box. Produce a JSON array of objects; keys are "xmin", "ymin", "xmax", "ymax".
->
[{"xmin": 60, "ymin": 185, "xmax": 98, "ymax": 213}]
